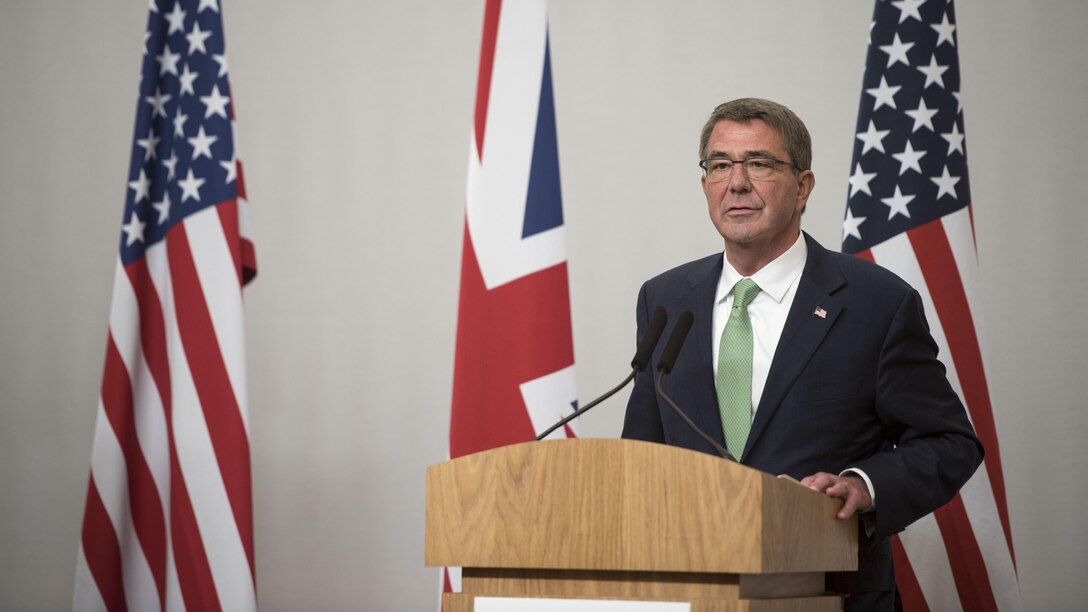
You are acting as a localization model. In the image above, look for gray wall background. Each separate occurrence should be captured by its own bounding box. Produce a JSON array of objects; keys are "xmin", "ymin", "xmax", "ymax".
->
[{"xmin": 2, "ymin": 1, "xmax": 1086, "ymax": 609}]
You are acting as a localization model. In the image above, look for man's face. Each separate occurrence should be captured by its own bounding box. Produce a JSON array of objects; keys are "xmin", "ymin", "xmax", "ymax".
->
[{"xmin": 701, "ymin": 119, "xmax": 814, "ymax": 260}]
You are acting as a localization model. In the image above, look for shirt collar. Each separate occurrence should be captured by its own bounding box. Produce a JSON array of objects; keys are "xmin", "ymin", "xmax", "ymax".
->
[{"xmin": 716, "ymin": 232, "xmax": 808, "ymax": 305}]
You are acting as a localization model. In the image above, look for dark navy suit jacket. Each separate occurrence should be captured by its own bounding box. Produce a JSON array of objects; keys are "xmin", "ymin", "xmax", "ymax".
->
[{"xmin": 621, "ymin": 232, "xmax": 983, "ymax": 596}]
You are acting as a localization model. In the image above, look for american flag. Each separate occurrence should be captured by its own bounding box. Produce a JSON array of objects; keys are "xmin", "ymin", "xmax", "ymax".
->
[
  {"xmin": 442, "ymin": 0, "xmax": 578, "ymax": 599},
  {"xmin": 73, "ymin": 1, "xmax": 257, "ymax": 610},
  {"xmin": 843, "ymin": 1, "xmax": 1019, "ymax": 610}
]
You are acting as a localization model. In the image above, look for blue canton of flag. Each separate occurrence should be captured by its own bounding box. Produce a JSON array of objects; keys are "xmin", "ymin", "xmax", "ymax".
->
[
  {"xmin": 122, "ymin": 0, "xmax": 240, "ymax": 265},
  {"xmin": 842, "ymin": 0, "xmax": 970, "ymax": 251}
]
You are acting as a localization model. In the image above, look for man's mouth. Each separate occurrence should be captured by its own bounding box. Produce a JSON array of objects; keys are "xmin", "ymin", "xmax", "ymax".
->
[{"xmin": 725, "ymin": 205, "xmax": 759, "ymax": 215}]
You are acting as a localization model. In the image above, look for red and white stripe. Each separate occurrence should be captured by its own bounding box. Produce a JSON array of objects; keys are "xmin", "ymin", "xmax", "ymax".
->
[
  {"xmin": 75, "ymin": 182, "xmax": 256, "ymax": 611},
  {"xmin": 856, "ymin": 204, "xmax": 1020, "ymax": 611}
]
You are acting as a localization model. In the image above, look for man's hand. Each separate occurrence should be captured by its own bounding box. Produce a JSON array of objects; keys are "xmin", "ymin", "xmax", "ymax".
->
[{"xmin": 800, "ymin": 472, "xmax": 873, "ymax": 520}]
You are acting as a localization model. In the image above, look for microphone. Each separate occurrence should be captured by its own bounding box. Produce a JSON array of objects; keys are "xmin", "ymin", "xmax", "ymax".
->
[
  {"xmin": 535, "ymin": 307, "xmax": 668, "ymax": 441},
  {"xmin": 656, "ymin": 310, "xmax": 693, "ymax": 374},
  {"xmin": 631, "ymin": 307, "xmax": 669, "ymax": 371},
  {"xmin": 653, "ymin": 311, "xmax": 735, "ymax": 461}
]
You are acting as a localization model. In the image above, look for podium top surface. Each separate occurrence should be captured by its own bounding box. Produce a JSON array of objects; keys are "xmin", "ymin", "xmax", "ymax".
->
[{"xmin": 425, "ymin": 438, "xmax": 856, "ymax": 574}]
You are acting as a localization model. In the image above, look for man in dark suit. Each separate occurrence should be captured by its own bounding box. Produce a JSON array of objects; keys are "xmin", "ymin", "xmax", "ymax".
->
[{"xmin": 621, "ymin": 98, "xmax": 983, "ymax": 611}]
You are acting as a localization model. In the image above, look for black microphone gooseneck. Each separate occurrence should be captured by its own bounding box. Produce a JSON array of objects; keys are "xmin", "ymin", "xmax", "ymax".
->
[
  {"xmin": 534, "ymin": 307, "xmax": 669, "ymax": 441},
  {"xmin": 653, "ymin": 311, "xmax": 735, "ymax": 461}
]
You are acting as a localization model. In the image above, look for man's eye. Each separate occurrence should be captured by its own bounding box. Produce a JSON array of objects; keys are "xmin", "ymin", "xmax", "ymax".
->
[{"xmin": 748, "ymin": 160, "xmax": 773, "ymax": 170}]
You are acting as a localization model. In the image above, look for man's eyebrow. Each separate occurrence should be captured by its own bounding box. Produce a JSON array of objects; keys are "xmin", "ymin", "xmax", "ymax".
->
[{"xmin": 705, "ymin": 149, "xmax": 778, "ymax": 159}]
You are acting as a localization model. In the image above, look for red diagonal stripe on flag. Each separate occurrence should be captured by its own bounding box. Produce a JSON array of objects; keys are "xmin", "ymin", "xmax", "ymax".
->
[
  {"xmin": 891, "ymin": 537, "xmax": 930, "ymax": 612},
  {"xmin": 126, "ymin": 258, "xmax": 172, "ymax": 421},
  {"xmin": 100, "ymin": 336, "xmax": 167, "ymax": 607},
  {"xmin": 81, "ymin": 477, "xmax": 129, "ymax": 612},
  {"xmin": 236, "ymin": 161, "xmax": 248, "ymax": 201},
  {"xmin": 853, "ymin": 248, "xmax": 875, "ymax": 264},
  {"xmin": 935, "ymin": 495, "xmax": 1000, "ymax": 610},
  {"xmin": 214, "ymin": 199, "xmax": 244, "ymax": 287},
  {"xmin": 169, "ymin": 455, "xmax": 223, "ymax": 612},
  {"xmin": 166, "ymin": 224, "xmax": 255, "ymax": 577}
]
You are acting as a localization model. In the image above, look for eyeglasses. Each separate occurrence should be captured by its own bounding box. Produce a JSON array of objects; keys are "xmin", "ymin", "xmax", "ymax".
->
[{"xmin": 698, "ymin": 156, "xmax": 800, "ymax": 182}]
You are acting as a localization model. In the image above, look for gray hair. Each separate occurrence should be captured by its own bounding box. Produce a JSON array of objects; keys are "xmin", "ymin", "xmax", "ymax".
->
[{"xmin": 699, "ymin": 98, "xmax": 812, "ymax": 171}]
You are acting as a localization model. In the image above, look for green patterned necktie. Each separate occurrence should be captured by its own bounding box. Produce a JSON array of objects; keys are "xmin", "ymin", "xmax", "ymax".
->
[{"xmin": 716, "ymin": 278, "xmax": 761, "ymax": 458}]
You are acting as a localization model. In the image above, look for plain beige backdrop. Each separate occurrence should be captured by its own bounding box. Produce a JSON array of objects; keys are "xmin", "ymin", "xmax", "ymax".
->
[{"xmin": 2, "ymin": 1, "xmax": 1086, "ymax": 610}]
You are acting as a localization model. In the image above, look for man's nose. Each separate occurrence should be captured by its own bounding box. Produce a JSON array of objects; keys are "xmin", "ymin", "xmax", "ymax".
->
[{"xmin": 727, "ymin": 164, "xmax": 752, "ymax": 191}]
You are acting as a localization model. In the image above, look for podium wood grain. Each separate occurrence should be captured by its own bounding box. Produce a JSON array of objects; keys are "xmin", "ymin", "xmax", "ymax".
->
[{"xmin": 426, "ymin": 439, "xmax": 855, "ymax": 574}]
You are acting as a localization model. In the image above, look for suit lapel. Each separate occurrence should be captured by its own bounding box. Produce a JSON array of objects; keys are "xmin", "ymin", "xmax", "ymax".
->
[
  {"xmin": 666, "ymin": 255, "xmax": 725, "ymax": 448},
  {"xmin": 743, "ymin": 235, "xmax": 845, "ymax": 461},
  {"xmin": 687, "ymin": 259, "xmax": 725, "ymax": 445}
]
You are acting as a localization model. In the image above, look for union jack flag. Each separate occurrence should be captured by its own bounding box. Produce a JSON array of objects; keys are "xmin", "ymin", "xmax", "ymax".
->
[
  {"xmin": 73, "ymin": 1, "xmax": 257, "ymax": 610},
  {"xmin": 443, "ymin": 0, "xmax": 578, "ymax": 599},
  {"xmin": 843, "ymin": 1, "xmax": 1019, "ymax": 609}
]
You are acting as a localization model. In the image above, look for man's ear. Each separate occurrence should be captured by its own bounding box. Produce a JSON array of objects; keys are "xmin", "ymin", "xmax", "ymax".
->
[{"xmin": 797, "ymin": 169, "xmax": 815, "ymax": 206}]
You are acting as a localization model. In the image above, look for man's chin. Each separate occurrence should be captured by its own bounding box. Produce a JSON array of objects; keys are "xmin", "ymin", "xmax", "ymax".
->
[
  {"xmin": 718, "ymin": 230, "xmax": 761, "ymax": 246},
  {"xmin": 715, "ymin": 219, "xmax": 762, "ymax": 242}
]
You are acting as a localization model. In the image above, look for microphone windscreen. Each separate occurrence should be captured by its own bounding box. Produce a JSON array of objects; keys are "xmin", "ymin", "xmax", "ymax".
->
[
  {"xmin": 630, "ymin": 307, "xmax": 668, "ymax": 371},
  {"xmin": 657, "ymin": 311, "xmax": 694, "ymax": 374}
]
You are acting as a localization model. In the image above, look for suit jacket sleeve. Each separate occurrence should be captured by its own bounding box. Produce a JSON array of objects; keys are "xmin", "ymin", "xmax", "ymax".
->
[{"xmin": 853, "ymin": 286, "xmax": 984, "ymax": 541}]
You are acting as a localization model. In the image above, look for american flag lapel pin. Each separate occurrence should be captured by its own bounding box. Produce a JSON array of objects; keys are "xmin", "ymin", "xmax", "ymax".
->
[{"xmin": 813, "ymin": 306, "xmax": 827, "ymax": 319}]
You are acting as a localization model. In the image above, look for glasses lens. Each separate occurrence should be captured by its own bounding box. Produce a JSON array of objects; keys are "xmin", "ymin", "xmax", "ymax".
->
[
  {"xmin": 705, "ymin": 159, "xmax": 733, "ymax": 182},
  {"xmin": 745, "ymin": 158, "xmax": 776, "ymax": 180}
]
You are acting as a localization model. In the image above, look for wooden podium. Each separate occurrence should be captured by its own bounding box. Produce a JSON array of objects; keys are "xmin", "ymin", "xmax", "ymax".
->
[{"xmin": 426, "ymin": 439, "xmax": 857, "ymax": 611}]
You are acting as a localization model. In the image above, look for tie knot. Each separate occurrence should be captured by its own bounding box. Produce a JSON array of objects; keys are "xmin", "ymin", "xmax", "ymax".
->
[{"xmin": 732, "ymin": 278, "xmax": 761, "ymax": 309}]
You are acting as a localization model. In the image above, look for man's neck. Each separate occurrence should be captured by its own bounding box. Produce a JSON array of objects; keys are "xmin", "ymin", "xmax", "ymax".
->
[{"xmin": 724, "ymin": 234, "xmax": 801, "ymax": 277}]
